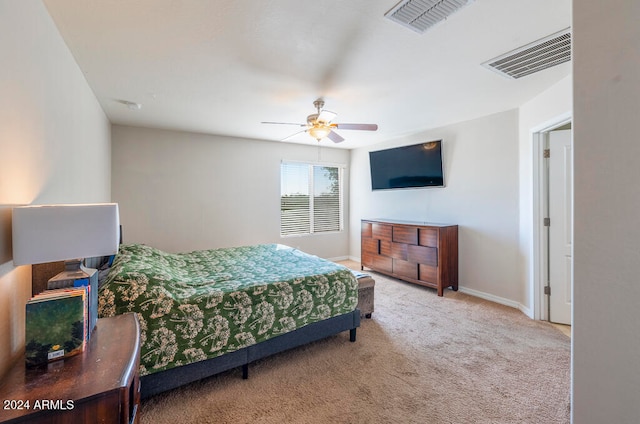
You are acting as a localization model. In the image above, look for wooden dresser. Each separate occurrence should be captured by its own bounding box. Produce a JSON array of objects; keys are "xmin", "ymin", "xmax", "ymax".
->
[
  {"xmin": 361, "ymin": 219, "xmax": 458, "ymax": 296},
  {"xmin": 0, "ymin": 314, "xmax": 141, "ymax": 424}
]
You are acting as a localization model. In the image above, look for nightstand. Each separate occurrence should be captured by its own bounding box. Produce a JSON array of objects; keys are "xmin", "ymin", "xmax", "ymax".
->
[{"xmin": 0, "ymin": 314, "xmax": 140, "ymax": 424}]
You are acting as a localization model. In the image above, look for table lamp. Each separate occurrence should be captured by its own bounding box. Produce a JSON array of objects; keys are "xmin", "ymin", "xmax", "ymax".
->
[{"xmin": 12, "ymin": 203, "xmax": 120, "ymax": 334}]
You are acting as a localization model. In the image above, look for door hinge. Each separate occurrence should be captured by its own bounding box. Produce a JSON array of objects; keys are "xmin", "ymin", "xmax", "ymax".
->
[
  {"xmin": 544, "ymin": 217, "xmax": 550, "ymax": 227},
  {"xmin": 544, "ymin": 286, "xmax": 551, "ymax": 295},
  {"xmin": 543, "ymin": 149, "xmax": 550, "ymax": 158}
]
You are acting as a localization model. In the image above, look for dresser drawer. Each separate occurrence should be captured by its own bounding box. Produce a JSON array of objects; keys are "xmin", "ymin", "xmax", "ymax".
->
[
  {"xmin": 419, "ymin": 264, "xmax": 438, "ymax": 284},
  {"xmin": 394, "ymin": 259, "xmax": 418, "ymax": 280},
  {"xmin": 361, "ymin": 221, "xmax": 372, "ymax": 238},
  {"xmin": 380, "ymin": 240, "xmax": 392, "ymax": 257},
  {"xmin": 372, "ymin": 223, "xmax": 392, "ymax": 241},
  {"xmin": 393, "ymin": 226, "xmax": 418, "ymax": 245},
  {"xmin": 362, "ymin": 238, "xmax": 378, "ymax": 255},
  {"xmin": 419, "ymin": 228, "xmax": 438, "ymax": 247},
  {"xmin": 407, "ymin": 244, "xmax": 438, "ymax": 266},
  {"xmin": 390, "ymin": 242, "xmax": 408, "ymax": 260},
  {"xmin": 372, "ymin": 255, "xmax": 393, "ymax": 273}
]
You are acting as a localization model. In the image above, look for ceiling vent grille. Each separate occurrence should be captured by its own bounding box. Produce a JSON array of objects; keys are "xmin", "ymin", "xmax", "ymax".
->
[
  {"xmin": 385, "ymin": 0, "xmax": 474, "ymax": 34},
  {"xmin": 483, "ymin": 28, "xmax": 572, "ymax": 79}
]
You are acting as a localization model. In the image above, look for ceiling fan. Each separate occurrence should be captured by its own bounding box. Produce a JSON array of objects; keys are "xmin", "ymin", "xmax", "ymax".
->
[{"xmin": 262, "ymin": 99, "xmax": 378, "ymax": 143}]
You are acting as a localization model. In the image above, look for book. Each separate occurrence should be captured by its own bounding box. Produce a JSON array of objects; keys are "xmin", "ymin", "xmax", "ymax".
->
[
  {"xmin": 47, "ymin": 266, "xmax": 98, "ymax": 339},
  {"xmin": 73, "ymin": 273, "xmax": 97, "ymax": 340},
  {"xmin": 25, "ymin": 287, "xmax": 87, "ymax": 366}
]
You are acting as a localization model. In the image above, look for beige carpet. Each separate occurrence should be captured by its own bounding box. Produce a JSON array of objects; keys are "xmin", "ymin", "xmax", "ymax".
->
[{"xmin": 140, "ymin": 271, "xmax": 570, "ymax": 424}]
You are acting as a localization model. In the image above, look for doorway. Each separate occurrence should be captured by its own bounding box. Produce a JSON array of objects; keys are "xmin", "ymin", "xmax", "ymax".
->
[{"xmin": 531, "ymin": 114, "xmax": 572, "ymax": 325}]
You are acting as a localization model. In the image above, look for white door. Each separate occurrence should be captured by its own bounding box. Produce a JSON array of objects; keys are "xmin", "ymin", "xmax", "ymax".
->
[{"xmin": 548, "ymin": 129, "xmax": 572, "ymax": 325}]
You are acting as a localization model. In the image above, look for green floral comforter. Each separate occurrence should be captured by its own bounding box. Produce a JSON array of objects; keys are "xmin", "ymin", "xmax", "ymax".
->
[{"xmin": 98, "ymin": 243, "xmax": 358, "ymax": 376}]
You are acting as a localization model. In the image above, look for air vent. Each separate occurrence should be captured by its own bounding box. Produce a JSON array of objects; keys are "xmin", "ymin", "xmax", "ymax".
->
[
  {"xmin": 385, "ymin": 0, "xmax": 474, "ymax": 34},
  {"xmin": 483, "ymin": 28, "xmax": 572, "ymax": 79}
]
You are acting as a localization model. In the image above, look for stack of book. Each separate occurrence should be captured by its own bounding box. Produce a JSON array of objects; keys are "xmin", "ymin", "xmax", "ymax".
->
[
  {"xmin": 24, "ymin": 286, "xmax": 90, "ymax": 367},
  {"xmin": 47, "ymin": 267, "xmax": 98, "ymax": 339}
]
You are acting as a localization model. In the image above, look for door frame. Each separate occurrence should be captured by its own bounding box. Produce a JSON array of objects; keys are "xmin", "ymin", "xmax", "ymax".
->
[{"xmin": 530, "ymin": 112, "xmax": 572, "ymax": 321}]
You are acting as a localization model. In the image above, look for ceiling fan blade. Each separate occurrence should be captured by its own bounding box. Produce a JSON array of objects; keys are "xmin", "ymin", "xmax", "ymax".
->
[
  {"xmin": 335, "ymin": 123, "xmax": 378, "ymax": 131},
  {"xmin": 282, "ymin": 129, "xmax": 309, "ymax": 141},
  {"xmin": 327, "ymin": 130, "xmax": 345, "ymax": 143},
  {"xmin": 262, "ymin": 121, "xmax": 306, "ymax": 126},
  {"xmin": 317, "ymin": 110, "xmax": 337, "ymax": 124}
]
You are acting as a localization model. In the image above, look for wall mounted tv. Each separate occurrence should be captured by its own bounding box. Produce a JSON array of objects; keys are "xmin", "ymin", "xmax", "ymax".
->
[{"xmin": 369, "ymin": 140, "xmax": 444, "ymax": 190}]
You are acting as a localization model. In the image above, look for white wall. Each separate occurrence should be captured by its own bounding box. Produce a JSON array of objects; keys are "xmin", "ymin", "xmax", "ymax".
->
[
  {"xmin": 518, "ymin": 75, "xmax": 572, "ymax": 314},
  {"xmin": 572, "ymin": 1, "xmax": 640, "ymax": 422},
  {"xmin": 0, "ymin": 0, "xmax": 111, "ymax": 378},
  {"xmin": 349, "ymin": 110, "xmax": 522, "ymax": 305},
  {"xmin": 111, "ymin": 125, "xmax": 351, "ymax": 259}
]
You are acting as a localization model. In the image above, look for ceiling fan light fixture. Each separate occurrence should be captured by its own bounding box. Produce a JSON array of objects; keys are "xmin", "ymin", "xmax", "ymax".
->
[
  {"xmin": 308, "ymin": 125, "xmax": 332, "ymax": 141},
  {"xmin": 262, "ymin": 99, "xmax": 378, "ymax": 144}
]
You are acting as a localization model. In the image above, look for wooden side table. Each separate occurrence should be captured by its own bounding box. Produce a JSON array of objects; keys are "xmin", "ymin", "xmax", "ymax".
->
[{"xmin": 0, "ymin": 313, "xmax": 140, "ymax": 424}]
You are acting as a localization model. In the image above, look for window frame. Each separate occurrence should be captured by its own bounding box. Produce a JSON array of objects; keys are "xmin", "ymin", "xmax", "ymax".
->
[{"xmin": 280, "ymin": 161, "xmax": 345, "ymax": 237}]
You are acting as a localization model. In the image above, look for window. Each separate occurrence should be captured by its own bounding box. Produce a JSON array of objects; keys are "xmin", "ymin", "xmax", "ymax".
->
[{"xmin": 280, "ymin": 162, "xmax": 343, "ymax": 236}]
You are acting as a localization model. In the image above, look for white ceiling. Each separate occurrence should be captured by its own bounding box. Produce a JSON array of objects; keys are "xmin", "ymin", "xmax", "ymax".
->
[{"xmin": 43, "ymin": 0, "xmax": 571, "ymax": 149}]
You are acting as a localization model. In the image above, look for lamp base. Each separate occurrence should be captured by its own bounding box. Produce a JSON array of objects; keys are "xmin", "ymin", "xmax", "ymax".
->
[{"xmin": 47, "ymin": 259, "xmax": 90, "ymax": 288}]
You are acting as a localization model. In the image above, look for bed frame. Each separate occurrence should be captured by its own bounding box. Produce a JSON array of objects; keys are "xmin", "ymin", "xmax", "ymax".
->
[{"xmin": 140, "ymin": 308, "xmax": 361, "ymax": 398}]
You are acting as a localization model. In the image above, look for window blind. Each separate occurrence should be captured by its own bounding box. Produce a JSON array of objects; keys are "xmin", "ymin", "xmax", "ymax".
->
[{"xmin": 281, "ymin": 162, "xmax": 343, "ymax": 236}]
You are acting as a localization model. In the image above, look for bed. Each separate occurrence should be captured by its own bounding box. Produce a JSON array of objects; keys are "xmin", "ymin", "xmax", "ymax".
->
[{"xmin": 97, "ymin": 243, "xmax": 360, "ymax": 398}]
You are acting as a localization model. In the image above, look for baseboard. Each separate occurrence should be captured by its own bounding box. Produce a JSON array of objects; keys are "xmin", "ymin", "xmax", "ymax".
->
[
  {"xmin": 327, "ymin": 255, "xmax": 350, "ymax": 262},
  {"xmin": 518, "ymin": 303, "xmax": 534, "ymax": 319},
  {"xmin": 457, "ymin": 286, "xmax": 530, "ymax": 315},
  {"xmin": 346, "ymin": 256, "xmax": 534, "ymax": 318}
]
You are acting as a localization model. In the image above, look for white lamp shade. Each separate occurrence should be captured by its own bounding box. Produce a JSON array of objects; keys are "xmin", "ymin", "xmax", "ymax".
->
[{"xmin": 12, "ymin": 203, "xmax": 120, "ymax": 266}]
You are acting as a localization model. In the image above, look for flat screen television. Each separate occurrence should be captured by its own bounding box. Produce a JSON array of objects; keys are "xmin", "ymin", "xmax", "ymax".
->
[{"xmin": 369, "ymin": 140, "xmax": 444, "ymax": 190}]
